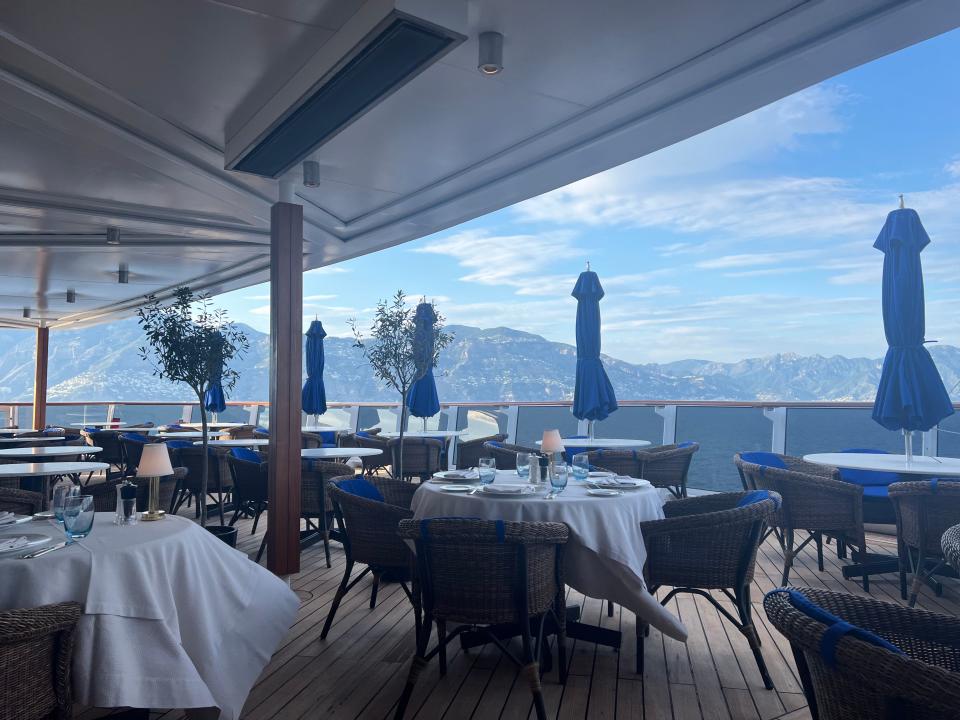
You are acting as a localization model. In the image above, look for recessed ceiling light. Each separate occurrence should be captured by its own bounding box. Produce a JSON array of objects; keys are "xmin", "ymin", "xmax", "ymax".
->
[
  {"xmin": 66, "ymin": 289, "xmax": 76, "ymax": 304},
  {"xmin": 22, "ymin": 307, "xmax": 30, "ymax": 318},
  {"xmin": 302, "ymin": 160, "xmax": 321, "ymax": 188},
  {"xmin": 118, "ymin": 263, "xmax": 129, "ymax": 284},
  {"xmin": 106, "ymin": 227, "xmax": 121, "ymax": 245},
  {"xmin": 478, "ymin": 32, "xmax": 503, "ymax": 75}
]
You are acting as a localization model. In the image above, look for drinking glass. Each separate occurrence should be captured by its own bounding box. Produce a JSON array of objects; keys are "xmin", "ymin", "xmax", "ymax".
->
[
  {"xmin": 479, "ymin": 457, "xmax": 496, "ymax": 486},
  {"xmin": 571, "ymin": 453, "xmax": 590, "ymax": 482},
  {"xmin": 63, "ymin": 495, "xmax": 95, "ymax": 542},
  {"xmin": 53, "ymin": 481, "xmax": 79, "ymax": 523},
  {"xmin": 516, "ymin": 452, "xmax": 531, "ymax": 478},
  {"xmin": 551, "ymin": 464, "xmax": 569, "ymax": 495}
]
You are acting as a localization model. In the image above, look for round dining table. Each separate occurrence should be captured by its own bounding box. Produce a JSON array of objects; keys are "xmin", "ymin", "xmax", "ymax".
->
[
  {"xmin": 803, "ymin": 452, "xmax": 960, "ymax": 476},
  {"xmin": 181, "ymin": 421, "xmax": 246, "ymax": 429},
  {"xmin": 537, "ymin": 437, "xmax": 652, "ymax": 449},
  {"xmin": 0, "ymin": 445, "xmax": 102, "ymax": 459},
  {"xmin": 202, "ymin": 438, "xmax": 270, "ymax": 447},
  {"xmin": 301, "ymin": 447, "xmax": 383, "ymax": 460},
  {"xmin": 0, "ymin": 513, "xmax": 298, "ymax": 719},
  {"xmin": 302, "ymin": 426, "xmax": 351, "ymax": 433},
  {"xmin": 0, "ymin": 462, "xmax": 110, "ymax": 507},
  {"xmin": 412, "ymin": 471, "xmax": 686, "ymax": 641},
  {"xmin": 0, "ymin": 427, "xmax": 36, "ymax": 435},
  {"xmin": 158, "ymin": 431, "xmax": 228, "ymax": 439},
  {"xmin": 70, "ymin": 421, "xmax": 125, "ymax": 428},
  {"xmin": 0, "ymin": 436, "xmax": 65, "ymax": 444}
]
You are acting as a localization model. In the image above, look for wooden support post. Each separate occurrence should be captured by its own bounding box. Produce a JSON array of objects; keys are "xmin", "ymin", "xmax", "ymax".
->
[
  {"xmin": 32, "ymin": 326, "xmax": 49, "ymax": 430},
  {"xmin": 267, "ymin": 202, "xmax": 303, "ymax": 576}
]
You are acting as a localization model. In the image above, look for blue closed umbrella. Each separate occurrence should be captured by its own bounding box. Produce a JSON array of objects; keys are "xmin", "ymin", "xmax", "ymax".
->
[
  {"xmin": 408, "ymin": 302, "xmax": 440, "ymax": 422},
  {"xmin": 871, "ymin": 208, "xmax": 953, "ymax": 449},
  {"xmin": 302, "ymin": 320, "xmax": 328, "ymax": 417},
  {"xmin": 572, "ymin": 269, "xmax": 618, "ymax": 428},
  {"xmin": 204, "ymin": 364, "xmax": 226, "ymax": 414}
]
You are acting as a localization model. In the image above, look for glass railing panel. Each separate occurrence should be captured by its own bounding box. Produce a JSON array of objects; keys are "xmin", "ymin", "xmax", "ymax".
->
[
  {"xmin": 45, "ymin": 404, "xmax": 112, "ymax": 428},
  {"xmin": 204, "ymin": 405, "xmax": 249, "ymax": 424},
  {"xmin": 455, "ymin": 406, "xmax": 509, "ymax": 440},
  {"xmin": 676, "ymin": 405, "xmax": 769, "ymax": 492},
  {"xmin": 115, "ymin": 404, "xmax": 189, "ymax": 427},
  {"xmin": 356, "ymin": 406, "xmax": 400, "ymax": 432},
  {"xmin": 936, "ymin": 413, "xmax": 960, "ymax": 458},
  {"xmin": 302, "ymin": 408, "xmax": 353, "ymax": 430},
  {"xmin": 592, "ymin": 406, "xmax": 664, "ymax": 445},
  {"xmin": 785, "ymin": 407, "xmax": 904, "ymax": 457},
  {"xmin": 514, "ymin": 406, "xmax": 579, "ymax": 449}
]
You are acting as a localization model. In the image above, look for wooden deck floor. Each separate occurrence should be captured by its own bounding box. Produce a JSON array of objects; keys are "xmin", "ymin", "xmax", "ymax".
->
[{"xmin": 80, "ymin": 502, "xmax": 960, "ymax": 720}]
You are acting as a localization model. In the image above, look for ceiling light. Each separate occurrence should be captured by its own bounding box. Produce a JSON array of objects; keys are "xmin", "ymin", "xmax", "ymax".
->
[
  {"xmin": 22, "ymin": 307, "xmax": 30, "ymax": 318},
  {"xmin": 106, "ymin": 227, "xmax": 121, "ymax": 245},
  {"xmin": 303, "ymin": 160, "xmax": 321, "ymax": 188},
  {"xmin": 118, "ymin": 263, "xmax": 129, "ymax": 284},
  {"xmin": 478, "ymin": 32, "xmax": 503, "ymax": 75},
  {"xmin": 66, "ymin": 289, "xmax": 76, "ymax": 304}
]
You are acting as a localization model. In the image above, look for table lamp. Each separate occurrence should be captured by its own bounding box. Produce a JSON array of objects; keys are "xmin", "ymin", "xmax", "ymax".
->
[
  {"xmin": 137, "ymin": 443, "xmax": 173, "ymax": 521},
  {"xmin": 541, "ymin": 429, "xmax": 565, "ymax": 477}
]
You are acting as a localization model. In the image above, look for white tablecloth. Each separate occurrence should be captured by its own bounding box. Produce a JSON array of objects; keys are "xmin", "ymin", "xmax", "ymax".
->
[
  {"xmin": 0, "ymin": 514, "xmax": 298, "ymax": 719},
  {"xmin": 411, "ymin": 472, "xmax": 687, "ymax": 641}
]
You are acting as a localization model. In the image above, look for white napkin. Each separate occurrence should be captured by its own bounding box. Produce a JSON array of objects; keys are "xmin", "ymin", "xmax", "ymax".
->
[
  {"xmin": 0, "ymin": 536, "xmax": 29, "ymax": 552},
  {"xmin": 0, "ymin": 512, "xmax": 15, "ymax": 525}
]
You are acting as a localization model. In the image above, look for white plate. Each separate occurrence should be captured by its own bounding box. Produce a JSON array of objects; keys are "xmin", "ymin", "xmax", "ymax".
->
[
  {"xmin": 589, "ymin": 478, "xmax": 650, "ymax": 490},
  {"xmin": 588, "ymin": 471, "xmax": 615, "ymax": 478},
  {"xmin": 587, "ymin": 488, "xmax": 622, "ymax": 497},
  {"xmin": 432, "ymin": 470, "xmax": 478, "ymax": 482},
  {"xmin": 480, "ymin": 484, "xmax": 532, "ymax": 496},
  {"xmin": 0, "ymin": 533, "xmax": 51, "ymax": 556},
  {"xmin": 0, "ymin": 514, "xmax": 32, "ymax": 527},
  {"xmin": 439, "ymin": 484, "xmax": 475, "ymax": 493}
]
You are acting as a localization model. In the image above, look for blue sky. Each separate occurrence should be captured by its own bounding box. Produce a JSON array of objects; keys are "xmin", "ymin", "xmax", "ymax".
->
[{"xmin": 218, "ymin": 28, "xmax": 960, "ymax": 365}]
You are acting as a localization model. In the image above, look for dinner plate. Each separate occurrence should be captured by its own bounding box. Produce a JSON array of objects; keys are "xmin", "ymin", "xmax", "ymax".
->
[
  {"xmin": 432, "ymin": 470, "xmax": 478, "ymax": 482},
  {"xmin": 439, "ymin": 484, "xmax": 474, "ymax": 493},
  {"xmin": 588, "ymin": 478, "xmax": 650, "ymax": 490},
  {"xmin": 587, "ymin": 488, "xmax": 622, "ymax": 497},
  {"xmin": 588, "ymin": 471, "xmax": 615, "ymax": 478},
  {"xmin": 0, "ymin": 533, "xmax": 51, "ymax": 556},
  {"xmin": 0, "ymin": 514, "xmax": 32, "ymax": 527},
  {"xmin": 480, "ymin": 484, "xmax": 533, "ymax": 496}
]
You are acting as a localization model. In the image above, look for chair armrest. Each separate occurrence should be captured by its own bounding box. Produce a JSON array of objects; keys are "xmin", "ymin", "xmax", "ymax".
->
[{"xmin": 661, "ymin": 493, "xmax": 744, "ymax": 518}]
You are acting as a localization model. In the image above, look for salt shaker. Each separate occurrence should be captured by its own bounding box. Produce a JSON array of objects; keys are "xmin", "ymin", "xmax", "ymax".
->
[
  {"xmin": 528, "ymin": 455, "xmax": 541, "ymax": 485},
  {"xmin": 115, "ymin": 480, "xmax": 138, "ymax": 525},
  {"xmin": 538, "ymin": 454, "xmax": 550, "ymax": 486}
]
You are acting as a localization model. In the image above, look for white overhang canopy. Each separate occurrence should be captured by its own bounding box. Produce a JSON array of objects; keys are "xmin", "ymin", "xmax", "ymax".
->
[{"xmin": 0, "ymin": 0, "xmax": 957, "ymax": 329}]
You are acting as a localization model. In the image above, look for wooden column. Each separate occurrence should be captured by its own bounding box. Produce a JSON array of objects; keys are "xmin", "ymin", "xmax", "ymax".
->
[
  {"xmin": 267, "ymin": 202, "xmax": 303, "ymax": 576},
  {"xmin": 32, "ymin": 326, "xmax": 49, "ymax": 430}
]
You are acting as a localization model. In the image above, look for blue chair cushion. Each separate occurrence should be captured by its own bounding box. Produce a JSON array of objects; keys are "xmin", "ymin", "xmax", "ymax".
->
[
  {"xmin": 255, "ymin": 426, "xmax": 269, "ymax": 435},
  {"xmin": 737, "ymin": 489, "xmax": 781, "ymax": 509},
  {"xmin": 337, "ymin": 477, "xmax": 384, "ymax": 502},
  {"xmin": 838, "ymin": 449, "xmax": 899, "ymax": 487},
  {"xmin": 862, "ymin": 485, "xmax": 890, "ymax": 499},
  {"xmin": 563, "ymin": 436, "xmax": 589, "ymax": 463},
  {"xmin": 487, "ymin": 440, "xmax": 503, "ymax": 448},
  {"xmin": 319, "ymin": 431, "xmax": 336, "ymax": 445},
  {"xmin": 765, "ymin": 589, "xmax": 904, "ymax": 667},
  {"xmin": 82, "ymin": 426, "xmax": 98, "ymax": 433},
  {"xmin": 164, "ymin": 440, "xmax": 193, "ymax": 450},
  {"xmin": 230, "ymin": 447, "xmax": 261, "ymax": 463},
  {"xmin": 120, "ymin": 432, "xmax": 150, "ymax": 444},
  {"xmin": 740, "ymin": 451, "xmax": 787, "ymax": 469},
  {"xmin": 678, "ymin": 441, "xmax": 695, "ymax": 448},
  {"xmin": 356, "ymin": 431, "xmax": 372, "ymax": 438}
]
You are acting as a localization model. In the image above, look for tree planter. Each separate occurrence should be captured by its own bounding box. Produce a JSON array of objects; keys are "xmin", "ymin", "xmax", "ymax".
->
[{"xmin": 206, "ymin": 524, "xmax": 238, "ymax": 548}]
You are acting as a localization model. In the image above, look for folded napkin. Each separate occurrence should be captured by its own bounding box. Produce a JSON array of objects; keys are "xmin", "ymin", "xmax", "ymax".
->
[
  {"xmin": 0, "ymin": 536, "xmax": 29, "ymax": 552},
  {"xmin": 0, "ymin": 511, "xmax": 15, "ymax": 525}
]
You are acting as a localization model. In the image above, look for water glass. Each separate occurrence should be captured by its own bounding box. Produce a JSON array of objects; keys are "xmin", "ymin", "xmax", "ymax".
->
[
  {"xmin": 516, "ymin": 452, "xmax": 531, "ymax": 478},
  {"xmin": 572, "ymin": 453, "xmax": 590, "ymax": 482},
  {"xmin": 551, "ymin": 464, "xmax": 569, "ymax": 495},
  {"xmin": 63, "ymin": 495, "xmax": 95, "ymax": 542},
  {"xmin": 52, "ymin": 481, "xmax": 79, "ymax": 523},
  {"xmin": 479, "ymin": 457, "xmax": 496, "ymax": 485}
]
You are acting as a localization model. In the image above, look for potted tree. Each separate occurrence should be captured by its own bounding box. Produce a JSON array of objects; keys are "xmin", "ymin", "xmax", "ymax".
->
[
  {"xmin": 137, "ymin": 287, "xmax": 249, "ymax": 538},
  {"xmin": 351, "ymin": 291, "xmax": 451, "ymax": 480}
]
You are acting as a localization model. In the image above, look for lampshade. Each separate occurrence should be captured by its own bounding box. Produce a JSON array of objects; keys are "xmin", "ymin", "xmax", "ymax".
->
[
  {"xmin": 137, "ymin": 443, "xmax": 174, "ymax": 477},
  {"xmin": 541, "ymin": 429, "xmax": 565, "ymax": 453}
]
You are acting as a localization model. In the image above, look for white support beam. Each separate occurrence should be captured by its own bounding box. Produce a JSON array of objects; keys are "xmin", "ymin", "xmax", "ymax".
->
[{"xmin": 763, "ymin": 407, "xmax": 788, "ymax": 454}]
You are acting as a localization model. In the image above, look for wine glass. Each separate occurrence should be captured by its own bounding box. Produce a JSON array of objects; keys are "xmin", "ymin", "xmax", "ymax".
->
[
  {"xmin": 550, "ymin": 464, "xmax": 569, "ymax": 496},
  {"xmin": 516, "ymin": 452, "xmax": 531, "ymax": 479},
  {"xmin": 53, "ymin": 481, "xmax": 79, "ymax": 523},
  {"xmin": 479, "ymin": 457, "xmax": 496, "ymax": 486},
  {"xmin": 63, "ymin": 495, "xmax": 95, "ymax": 542},
  {"xmin": 571, "ymin": 453, "xmax": 590, "ymax": 482}
]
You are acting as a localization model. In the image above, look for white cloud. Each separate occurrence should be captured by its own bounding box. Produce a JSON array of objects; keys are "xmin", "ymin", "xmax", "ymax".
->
[
  {"xmin": 306, "ymin": 266, "xmax": 350, "ymax": 276},
  {"xmin": 946, "ymin": 157, "xmax": 960, "ymax": 178},
  {"xmin": 696, "ymin": 250, "xmax": 819, "ymax": 270}
]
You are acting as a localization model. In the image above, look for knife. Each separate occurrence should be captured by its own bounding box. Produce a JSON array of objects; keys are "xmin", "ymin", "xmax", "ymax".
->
[{"xmin": 19, "ymin": 541, "xmax": 68, "ymax": 559}]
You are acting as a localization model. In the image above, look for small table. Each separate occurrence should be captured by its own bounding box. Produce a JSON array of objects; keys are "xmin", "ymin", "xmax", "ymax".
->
[
  {"xmin": 0, "ymin": 436, "xmax": 65, "ymax": 444},
  {"xmin": 0, "ymin": 462, "xmax": 110, "ymax": 507},
  {"xmin": 0, "ymin": 446, "xmax": 102, "ymax": 459},
  {"xmin": 380, "ymin": 430, "xmax": 465, "ymax": 438},
  {"xmin": 803, "ymin": 453, "xmax": 960, "ymax": 476},
  {"xmin": 301, "ymin": 447, "xmax": 383, "ymax": 460},
  {"xmin": 158, "ymin": 431, "xmax": 228, "ymax": 439},
  {"xmin": 0, "ymin": 428, "xmax": 36, "ymax": 435},
  {"xmin": 86, "ymin": 426, "xmax": 155, "ymax": 434},
  {"xmin": 71, "ymin": 421, "xmax": 125, "ymax": 428},
  {"xmin": 302, "ymin": 426, "xmax": 350, "ymax": 433},
  {"xmin": 537, "ymin": 438, "xmax": 652, "ymax": 450},
  {"xmin": 201, "ymin": 439, "xmax": 270, "ymax": 448},
  {"xmin": 181, "ymin": 422, "xmax": 246, "ymax": 430}
]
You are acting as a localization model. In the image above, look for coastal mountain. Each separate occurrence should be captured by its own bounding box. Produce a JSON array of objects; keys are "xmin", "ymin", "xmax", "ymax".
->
[{"xmin": 0, "ymin": 318, "xmax": 957, "ymax": 403}]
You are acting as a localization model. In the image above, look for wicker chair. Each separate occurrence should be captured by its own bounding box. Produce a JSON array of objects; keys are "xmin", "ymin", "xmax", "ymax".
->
[
  {"xmin": 81, "ymin": 430, "xmax": 125, "ymax": 477},
  {"xmin": 118, "ymin": 433, "xmax": 156, "ymax": 477},
  {"xmin": 942, "ymin": 524, "xmax": 960, "ymax": 574},
  {"xmin": 394, "ymin": 518, "xmax": 569, "ymax": 720},
  {"xmin": 0, "ymin": 487, "xmax": 42, "ymax": 515},
  {"xmin": 482, "ymin": 441, "xmax": 538, "ymax": 471},
  {"xmin": 638, "ymin": 492, "xmax": 779, "ymax": 685},
  {"xmin": 226, "ymin": 454, "xmax": 269, "ymax": 559},
  {"xmin": 888, "ymin": 480, "xmax": 960, "ymax": 607},
  {"xmin": 223, "ymin": 424, "xmax": 257, "ymax": 440},
  {"xmin": 735, "ymin": 453, "xmax": 868, "ymax": 589},
  {"xmin": 455, "ymin": 433, "xmax": 507, "ymax": 469},
  {"xmin": 302, "ymin": 460, "xmax": 353, "ymax": 568},
  {"xmin": 0, "ymin": 601, "xmax": 81, "ymax": 720},
  {"xmin": 320, "ymin": 477, "xmax": 418, "ymax": 640},
  {"xmin": 388, "ymin": 437, "xmax": 444, "ymax": 482},
  {"xmin": 764, "ymin": 586, "xmax": 960, "ymax": 720},
  {"xmin": 171, "ymin": 445, "xmax": 233, "ymax": 523},
  {"xmin": 342, "ymin": 433, "xmax": 390, "ymax": 475}
]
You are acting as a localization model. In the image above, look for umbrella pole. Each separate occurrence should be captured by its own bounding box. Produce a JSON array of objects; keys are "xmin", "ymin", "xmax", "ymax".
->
[
  {"xmin": 588, "ymin": 420, "xmax": 595, "ymax": 440},
  {"xmin": 904, "ymin": 429, "xmax": 913, "ymax": 464}
]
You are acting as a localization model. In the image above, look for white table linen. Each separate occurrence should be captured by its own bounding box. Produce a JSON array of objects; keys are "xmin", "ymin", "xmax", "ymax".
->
[
  {"xmin": 0, "ymin": 514, "xmax": 298, "ymax": 719},
  {"xmin": 803, "ymin": 452, "xmax": 960, "ymax": 476},
  {"xmin": 411, "ymin": 472, "xmax": 686, "ymax": 641}
]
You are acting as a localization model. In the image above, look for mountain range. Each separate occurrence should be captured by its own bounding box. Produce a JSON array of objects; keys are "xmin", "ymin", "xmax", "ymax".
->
[{"xmin": 0, "ymin": 318, "xmax": 958, "ymax": 403}]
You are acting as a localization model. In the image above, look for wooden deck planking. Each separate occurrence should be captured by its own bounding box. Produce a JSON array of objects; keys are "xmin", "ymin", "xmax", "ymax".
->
[{"xmin": 79, "ymin": 499, "xmax": 960, "ymax": 720}]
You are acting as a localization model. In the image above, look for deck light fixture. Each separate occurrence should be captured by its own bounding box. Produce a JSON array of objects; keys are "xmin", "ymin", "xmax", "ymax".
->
[
  {"xmin": 22, "ymin": 307, "xmax": 30, "ymax": 319},
  {"xmin": 303, "ymin": 160, "xmax": 321, "ymax": 188},
  {"xmin": 106, "ymin": 227, "xmax": 120, "ymax": 245},
  {"xmin": 478, "ymin": 32, "xmax": 503, "ymax": 75},
  {"xmin": 118, "ymin": 263, "xmax": 129, "ymax": 284},
  {"xmin": 66, "ymin": 289, "xmax": 76, "ymax": 304}
]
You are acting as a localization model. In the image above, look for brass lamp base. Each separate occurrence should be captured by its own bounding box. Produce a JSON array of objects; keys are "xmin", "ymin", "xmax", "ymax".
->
[
  {"xmin": 141, "ymin": 509, "xmax": 166, "ymax": 521},
  {"xmin": 142, "ymin": 474, "xmax": 165, "ymax": 520}
]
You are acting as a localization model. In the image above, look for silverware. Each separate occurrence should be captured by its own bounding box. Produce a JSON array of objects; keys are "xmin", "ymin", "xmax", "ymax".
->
[
  {"xmin": 469, "ymin": 487, "xmax": 481, "ymax": 495},
  {"xmin": 19, "ymin": 541, "xmax": 68, "ymax": 559}
]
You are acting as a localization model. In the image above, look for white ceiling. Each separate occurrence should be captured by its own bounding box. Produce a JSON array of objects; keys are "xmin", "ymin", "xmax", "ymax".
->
[{"xmin": 0, "ymin": 0, "xmax": 957, "ymax": 328}]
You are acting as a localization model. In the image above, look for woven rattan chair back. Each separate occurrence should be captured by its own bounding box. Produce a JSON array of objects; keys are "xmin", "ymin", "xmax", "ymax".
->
[
  {"xmin": 223, "ymin": 424, "xmax": 257, "ymax": 439},
  {"xmin": 640, "ymin": 442, "xmax": 699, "ymax": 497},
  {"xmin": 85, "ymin": 430, "xmax": 124, "ymax": 467},
  {"xmin": 398, "ymin": 518, "xmax": 568, "ymax": 626},
  {"xmin": 889, "ymin": 481, "xmax": 960, "ymax": 555},
  {"xmin": 482, "ymin": 442, "xmax": 537, "ymax": 471},
  {"xmin": 174, "ymin": 446, "xmax": 224, "ymax": 494},
  {"xmin": 328, "ymin": 480, "xmax": 413, "ymax": 569},
  {"xmin": 456, "ymin": 434, "xmax": 507, "ymax": 469},
  {"xmin": 764, "ymin": 587, "xmax": 960, "ymax": 719},
  {"xmin": 388, "ymin": 437, "xmax": 443, "ymax": 480},
  {"xmin": 0, "ymin": 601, "xmax": 81, "ymax": 720},
  {"xmin": 943, "ymin": 524, "xmax": 960, "ymax": 574},
  {"xmin": 586, "ymin": 448, "xmax": 643, "ymax": 477},
  {"xmin": 226, "ymin": 454, "xmax": 268, "ymax": 505},
  {"xmin": 0, "ymin": 487, "xmax": 42, "ymax": 515},
  {"xmin": 344, "ymin": 433, "xmax": 390, "ymax": 473},
  {"xmin": 302, "ymin": 460, "xmax": 351, "ymax": 515}
]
